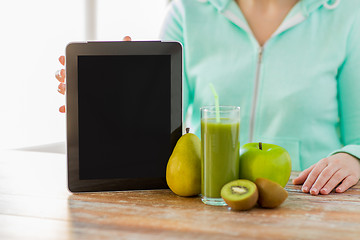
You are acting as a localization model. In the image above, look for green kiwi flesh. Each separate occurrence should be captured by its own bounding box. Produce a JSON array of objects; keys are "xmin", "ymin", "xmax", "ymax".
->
[
  {"xmin": 221, "ymin": 179, "xmax": 258, "ymax": 211},
  {"xmin": 255, "ymin": 178, "xmax": 288, "ymax": 208}
]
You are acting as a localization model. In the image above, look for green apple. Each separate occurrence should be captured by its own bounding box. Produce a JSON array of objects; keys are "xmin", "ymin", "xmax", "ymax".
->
[{"xmin": 239, "ymin": 142, "xmax": 291, "ymax": 187}]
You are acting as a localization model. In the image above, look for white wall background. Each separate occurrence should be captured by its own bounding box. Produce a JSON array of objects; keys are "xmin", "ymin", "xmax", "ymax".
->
[{"xmin": 0, "ymin": 0, "xmax": 168, "ymax": 150}]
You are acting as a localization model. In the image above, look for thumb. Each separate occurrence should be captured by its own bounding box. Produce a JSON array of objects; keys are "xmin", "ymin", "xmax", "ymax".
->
[{"xmin": 123, "ymin": 36, "xmax": 132, "ymax": 41}]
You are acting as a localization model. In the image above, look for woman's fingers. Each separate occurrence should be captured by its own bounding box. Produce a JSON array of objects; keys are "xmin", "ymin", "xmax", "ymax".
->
[
  {"xmin": 59, "ymin": 56, "xmax": 65, "ymax": 66},
  {"xmin": 335, "ymin": 175, "xmax": 358, "ymax": 193},
  {"xmin": 123, "ymin": 36, "xmax": 132, "ymax": 41},
  {"xmin": 59, "ymin": 105, "xmax": 66, "ymax": 113},
  {"xmin": 319, "ymin": 170, "xmax": 347, "ymax": 194},
  {"xmin": 55, "ymin": 69, "xmax": 65, "ymax": 83},
  {"xmin": 302, "ymin": 158, "xmax": 328, "ymax": 194},
  {"xmin": 292, "ymin": 164, "xmax": 316, "ymax": 185},
  {"xmin": 58, "ymin": 82, "xmax": 66, "ymax": 95},
  {"xmin": 57, "ymin": 55, "xmax": 66, "ymax": 113},
  {"xmin": 311, "ymin": 165, "xmax": 340, "ymax": 195}
]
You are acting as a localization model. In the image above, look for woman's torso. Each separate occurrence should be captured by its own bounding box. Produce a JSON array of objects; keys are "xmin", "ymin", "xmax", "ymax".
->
[{"xmin": 160, "ymin": 0, "xmax": 360, "ymax": 170}]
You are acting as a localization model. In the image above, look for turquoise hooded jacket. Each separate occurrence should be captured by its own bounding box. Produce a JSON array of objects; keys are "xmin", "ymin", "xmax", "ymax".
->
[{"xmin": 160, "ymin": 0, "xmax": 360, "ymax": 171}]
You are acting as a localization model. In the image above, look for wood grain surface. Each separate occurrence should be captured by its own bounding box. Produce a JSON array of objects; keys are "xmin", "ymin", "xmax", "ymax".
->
[{"xmin": 0, "ymin": 150, "xmax": 359, "ymax": 240}]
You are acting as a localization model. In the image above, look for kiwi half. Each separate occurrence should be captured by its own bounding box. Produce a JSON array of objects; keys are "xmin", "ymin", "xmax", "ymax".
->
[
  {"xmin": 221, "ymin": 179, "xmax": 258, "ymax": 211},
  {"xmin": 255, "ymin": 178, "xmax": 288, "ymax": 208}
]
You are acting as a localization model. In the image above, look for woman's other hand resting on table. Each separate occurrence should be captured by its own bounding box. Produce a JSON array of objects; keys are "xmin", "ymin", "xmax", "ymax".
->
[{"xmin": 293, "ymin": 153, "xmax": 360, "ymax": 195}]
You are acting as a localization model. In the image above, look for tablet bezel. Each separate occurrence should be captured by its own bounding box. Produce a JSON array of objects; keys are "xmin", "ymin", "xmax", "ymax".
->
[{"xmin": 66, "ymin": 41, "xmax": 182, "ymax": 192}]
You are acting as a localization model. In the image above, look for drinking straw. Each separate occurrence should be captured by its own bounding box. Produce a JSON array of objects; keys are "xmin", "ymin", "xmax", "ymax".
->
[{"xmin": 209, "ymin": 83, "xmax": 220, "ymax": 123}]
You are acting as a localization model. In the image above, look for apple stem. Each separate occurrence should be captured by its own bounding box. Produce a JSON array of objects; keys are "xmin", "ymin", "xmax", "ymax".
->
[
  {"xmin": 186, "ymin": 128, "xmax": 190, "ymax": 134},
  {"xmin": 259, "ymin": 142, "xmax": 262, "ymax": 150}
]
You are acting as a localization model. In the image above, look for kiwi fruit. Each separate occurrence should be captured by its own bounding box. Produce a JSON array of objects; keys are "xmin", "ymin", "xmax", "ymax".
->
[
  {"xmin": 255, "ymin": 178, "xmax": 288, "ymax": 208},
  {"xmin": 221, "ymin": 179, "xmax": 258, "ymax": 211}
]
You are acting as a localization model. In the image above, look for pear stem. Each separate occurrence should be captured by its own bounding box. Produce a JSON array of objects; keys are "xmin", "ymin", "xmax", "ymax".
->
[
  {"xmin": 186, "ymin": 128, "xmax": 190, "ymax": 134},
  {"xmin": 259, "ymin": 142, "xmax": 262, "ymax": 150}
]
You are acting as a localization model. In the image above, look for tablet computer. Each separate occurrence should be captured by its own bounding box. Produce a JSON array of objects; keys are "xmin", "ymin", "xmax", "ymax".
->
[{"xmin": 66, "ymin": 41, "xmax": 182, "ymax": 192}]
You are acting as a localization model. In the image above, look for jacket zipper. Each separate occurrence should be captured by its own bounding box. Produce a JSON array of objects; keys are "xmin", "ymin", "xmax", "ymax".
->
[
  {"xmin": 249, "ymin": 47, "xmax": 263, "ymax": 143},
  {"xmin": 220, "ymin": 2, "xmax": 307, "ymax": 142}
]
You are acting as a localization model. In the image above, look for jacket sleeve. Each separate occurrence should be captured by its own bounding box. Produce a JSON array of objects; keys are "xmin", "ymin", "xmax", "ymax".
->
[
  {"xmin": 329, "ymin": 11, "xmax": 360, "ymax": 160},
  {"xmin": 159, "ymin": 0, "xmax": 194, "ymax": 133}
]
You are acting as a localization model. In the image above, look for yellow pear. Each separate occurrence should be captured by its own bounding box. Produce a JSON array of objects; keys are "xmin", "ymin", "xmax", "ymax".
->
[{"xmin": 166, "ymin": 128, "xmax": 201, "ymax": 197}]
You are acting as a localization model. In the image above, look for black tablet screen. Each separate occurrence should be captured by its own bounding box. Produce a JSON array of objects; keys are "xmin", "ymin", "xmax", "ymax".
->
[{"xmin": 78, "ymin": 55, "xmax": 171, "ymax": 180}]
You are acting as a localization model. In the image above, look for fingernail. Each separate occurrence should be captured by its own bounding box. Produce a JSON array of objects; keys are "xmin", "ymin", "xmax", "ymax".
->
[
  {"xmin": 310, "ymin": 188, "xmax": 317, "ymax": 195},
  {"xmin": 336, "ymin": 187, "xmax": 342, "ymax": 192},
  {"xmin": 302, "ymin": 186, "xmax": 308, "ymax": 192},
  {"xmin": 320, "ymin": 188, "xmax": 327, "ymax": 194}
]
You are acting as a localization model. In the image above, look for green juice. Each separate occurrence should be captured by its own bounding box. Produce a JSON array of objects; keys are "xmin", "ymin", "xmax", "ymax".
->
[{"xmin": 201, "ymin": 118, "xmax": 240, "ymax": 199}]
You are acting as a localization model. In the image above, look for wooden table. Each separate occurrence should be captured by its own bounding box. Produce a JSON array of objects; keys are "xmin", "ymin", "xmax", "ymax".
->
[{"xmin": 1, "ymin": 150, "xmax": 360, "ymax": 240}]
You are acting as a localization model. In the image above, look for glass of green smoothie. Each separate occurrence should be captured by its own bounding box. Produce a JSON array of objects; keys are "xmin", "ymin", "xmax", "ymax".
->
[{"xmin": 201, "ymin": 106, "xmax": 240, "ymax": 206}]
